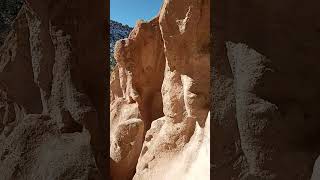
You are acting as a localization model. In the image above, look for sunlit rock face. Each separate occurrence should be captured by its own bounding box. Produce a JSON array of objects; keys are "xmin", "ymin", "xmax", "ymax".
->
[
  {"xmin": 110, "ymin": 20, "xmax": 132, "ymax": 70},
  {"xmin": 110, "ymin": 0, "xmax": 210, "ymax": 179}
]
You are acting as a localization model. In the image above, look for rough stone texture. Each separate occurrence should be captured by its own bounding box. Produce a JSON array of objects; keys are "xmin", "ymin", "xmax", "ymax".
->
[
  {"xmin": 0, "ymin": 0, "xmax": 107, "ymax": 179},
  {"xmin": 0, "ymin": 114, "xmax": 99, "ymax": 180},
  {"xmin": 212, "ymin": 1, "xmax": 320, "ymax": 179},
  {"xmin": 0, "ymin": 0, "xmax": 23, "ymax": 45},
  {"xmin": 110, "ymin": 0, "xmax": 210, "ymax": 179},
  {"xmin": 110, "ymin": 16, "xmax": 166, "ymax": 180},
  {"xmin": 110, "ymin": 20, "xmax": 133, "ymax": 70}
]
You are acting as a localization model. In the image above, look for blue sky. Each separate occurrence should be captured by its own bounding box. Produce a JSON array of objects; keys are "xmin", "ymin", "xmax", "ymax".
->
[{"xmin": 111, "ymin": 0, "xmax": 163, "ymax": 27}]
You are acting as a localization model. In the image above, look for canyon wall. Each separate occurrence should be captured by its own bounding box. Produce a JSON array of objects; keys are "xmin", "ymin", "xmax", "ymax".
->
[
  {"xmin": 213, "ymin": 0, "xmax": 320, "ymax": 179},
  {"xmin": 110, "ymin": 0, "xmax": 210, "ymax": 179},
  {"xmin": 0, "ymin": 1, "xmax": 107, "ymax": 179}
]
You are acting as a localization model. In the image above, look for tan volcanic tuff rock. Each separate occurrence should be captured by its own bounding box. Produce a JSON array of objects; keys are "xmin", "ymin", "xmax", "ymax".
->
[
  {"xmin": 0, "ymin": 0, "xmax": 107, "ymax": 179},
  {"xmin": 110, "ymin": 16, "xmax": 166, "ymax": 180},
  {"xmin": 110, "ymin": 0, "xmax": 210, "ymax": 179}
]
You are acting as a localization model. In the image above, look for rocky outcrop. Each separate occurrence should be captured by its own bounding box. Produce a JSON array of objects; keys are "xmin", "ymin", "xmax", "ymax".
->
[
  {"xmin": 110, "ymin": 20, "xmax": 132, "ymax": 70},
  {"xmin": 110, "ymin": 16, "xmax": 166, "ymax": 180},
  {"xmin": 110, "ymin": 0, "xmax": 210, "ymax": 179},
  {"xmin": 213, "ymin": 1, "xmax": 320, "ymax": 179},
  {"xmin": 0, "ymin": 0, "xmax": 107, "ymax": 179}
]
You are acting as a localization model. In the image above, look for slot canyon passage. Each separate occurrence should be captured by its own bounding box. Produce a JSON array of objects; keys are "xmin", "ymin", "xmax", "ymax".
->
[
  {"xmin": 0, "ymin": 0, "xmax": 108, "ymax": 179},
  {"xmin": 109, "ymin": 0, "xmax": 210, "ymax": 179},
  {"xmin": 213, "ymin": 0, "xmax": 320, "ymax": 179}
]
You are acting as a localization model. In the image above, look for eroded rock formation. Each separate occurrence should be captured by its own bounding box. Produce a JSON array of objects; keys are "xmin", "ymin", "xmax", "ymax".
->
[
  {"xmin": 0, "ymin": 1, "xmax": 107, "ymax": 179},
  {"xmin": 110, "ymin": 0, "xmax": 210, "ymax": 179},
  {"xmin": 213, "ymin": 1, "xmax": 320, "ymax": 179}
]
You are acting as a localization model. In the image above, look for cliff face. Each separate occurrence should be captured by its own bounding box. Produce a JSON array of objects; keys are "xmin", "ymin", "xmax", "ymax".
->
[
  {"xmin": 110, "ymin": 0, "xmax": 210, "ymax": 179},
  {"xmin": 110, "ymin": 20, "xmax": 132, "ymax": 70},
  {"xmin": 0, "ymin": 1, "xmax": 107, "ymax": 179},
  {"xmin": 213, "ymin": 1, "xmax": 320, "ymax": 179}
]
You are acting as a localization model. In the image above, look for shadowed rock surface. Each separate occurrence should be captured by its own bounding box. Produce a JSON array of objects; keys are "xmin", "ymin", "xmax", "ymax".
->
[
  {"xmin": 212, "ymin": 0, "xmax": 320, "ymax": 179},
  {"xmin": 0, "ymin": 0, "xmax": 23, "ymax": 45},
  {"xmin": 110, "ymin": 0, "xmax": 210, "ymax": 179},
  {"xmin": 0, "ymin": 1, "xmax": 107, "ymax": 179}
]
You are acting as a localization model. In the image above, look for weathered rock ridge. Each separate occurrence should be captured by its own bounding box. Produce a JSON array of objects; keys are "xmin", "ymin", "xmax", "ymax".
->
[
  {"xmin": 110, "ymin": 20, "xmax": 132, "ymax": 70},
  {"xmin": 213, "ymin": 1, "xmax": 320, "ymax": 179},
  {"xmin": 110, "ymin": 0, "xmax": 210, "ymax": 179},
  {"xmin": 0, "ymin": 1, "xmax": 107, "ymax": 179}
]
